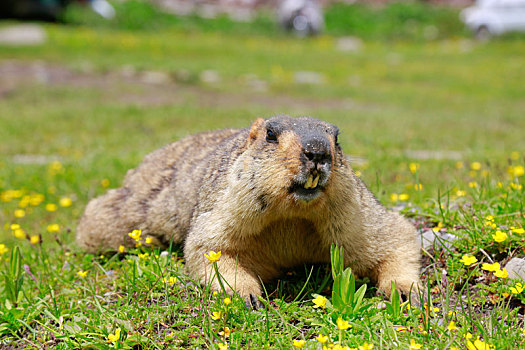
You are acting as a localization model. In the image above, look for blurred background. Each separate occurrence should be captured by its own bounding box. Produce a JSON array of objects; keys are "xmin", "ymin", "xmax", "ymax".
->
[{"xmin": 1, "ymin": 0, "xmax": 524, "ymax": 205}]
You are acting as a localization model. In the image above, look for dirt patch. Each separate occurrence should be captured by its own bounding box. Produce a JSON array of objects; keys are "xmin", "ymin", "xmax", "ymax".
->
[{"xmin": 0, "ymin": 59, "xmax": 367, "ymax": 111}]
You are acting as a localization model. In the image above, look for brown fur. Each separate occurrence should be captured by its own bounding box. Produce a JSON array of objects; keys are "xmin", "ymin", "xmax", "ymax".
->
[{"xmin": 77, "ymin": 115, "xmax": 421, "ymax": 301}]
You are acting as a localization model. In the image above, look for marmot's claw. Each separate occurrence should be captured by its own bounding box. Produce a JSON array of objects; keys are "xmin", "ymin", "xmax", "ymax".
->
[{"xmin": 246, "ymin": 294, "xmax": 264, "ymax": 311}]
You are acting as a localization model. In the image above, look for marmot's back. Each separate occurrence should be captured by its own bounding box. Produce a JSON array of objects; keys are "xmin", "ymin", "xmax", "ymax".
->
[{"xmin": 76, "ymin": 127, "xmax": 248, "ymax": 252}]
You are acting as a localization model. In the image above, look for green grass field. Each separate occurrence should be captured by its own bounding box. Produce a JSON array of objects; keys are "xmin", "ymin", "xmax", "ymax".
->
[{"xmin": 1, "ymin": 2, "xmax": 525, "ymax": 348}]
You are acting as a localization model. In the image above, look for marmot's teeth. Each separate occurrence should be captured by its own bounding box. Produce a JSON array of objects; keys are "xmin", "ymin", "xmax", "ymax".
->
[
  {"xmin": 312, "ymin": 175, "xmax": 320, "ymax": 189},
  {"xmin": 305, "ymin": 174, "xmax": 313, "ymax": 189}
]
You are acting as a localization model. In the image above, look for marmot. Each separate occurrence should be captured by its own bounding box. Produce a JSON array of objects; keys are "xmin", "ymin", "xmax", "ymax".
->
[{"xmin": 77, "ymin": 115, "xmax": 421, "ymax": 303}]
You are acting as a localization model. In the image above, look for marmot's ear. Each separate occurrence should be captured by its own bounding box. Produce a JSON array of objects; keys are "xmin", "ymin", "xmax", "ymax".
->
[{"xmin": 249, "ymin": 118, "xmax": 266, "ymax": 141}]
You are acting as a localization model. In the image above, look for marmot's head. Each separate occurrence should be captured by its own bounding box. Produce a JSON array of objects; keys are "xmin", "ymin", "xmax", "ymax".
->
[{"xmin": 246, "ymin": 115, "xmax": 343, "ymax": 205}]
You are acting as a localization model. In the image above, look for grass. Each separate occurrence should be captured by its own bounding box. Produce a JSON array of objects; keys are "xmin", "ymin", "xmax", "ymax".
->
[{"xmin": 1, "ymin": 2, "xmax": 525, "ymax": 348}]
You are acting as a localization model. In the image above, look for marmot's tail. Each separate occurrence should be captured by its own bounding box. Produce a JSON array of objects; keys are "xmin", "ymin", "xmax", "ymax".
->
[{"xmin": 76, "ymin": 188, "xmax": 137, "ymax": 253}]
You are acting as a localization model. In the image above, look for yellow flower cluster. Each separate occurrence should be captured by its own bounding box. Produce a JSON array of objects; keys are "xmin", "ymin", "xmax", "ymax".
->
[
  {"xmin": 10, "ymin": 224, "xmax": 26, "ymax": 240},
  {"xmin": 390, "ymin": 193, "xmax": 409, "ymax": 202},
  {"xmin": 0, "ymin": 244, "xmax": 8, "ymax": 255},
  {"xmin": 481, "ymin": 262, "xmax": 508, "ymax": 278},
  {"xmin": 163, "ymin": 276, "xmax": 178, "ymax": 285},
  {"xmin": 484, "ymin": 216, "xmax": 496, "ymax": 229}
]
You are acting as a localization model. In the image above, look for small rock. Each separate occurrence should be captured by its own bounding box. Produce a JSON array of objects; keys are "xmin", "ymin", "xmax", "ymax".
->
[
  {"xmin": 200, "ymin": 70, "xmax": 220, "ymax": 84},
  {"xmin": 140, "ymin": 71, "xmax": 171, "ymax": 85},
  {"xmin": 293, "ymin": 71, "xmax": 325, "ymax": 85},
  {"xmin": 0, "ymin": 24, "xmax": 47, "ymax": 46},
  {"xmin": 336, "ymin": 36, "xmax": 363, "ymax": 52},
  {"xmin": 419, "ymin": 229, "xmax": 458, "ymax": 251},
  {"xmin": 504, "ymin": 257, "xmax": 525, "ymax": 280}
]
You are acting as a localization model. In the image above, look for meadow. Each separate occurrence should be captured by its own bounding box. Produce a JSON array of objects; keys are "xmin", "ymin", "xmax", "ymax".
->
[{"xmin": 0, "ymin": 1, "xmax": 524, "ymax": 348}]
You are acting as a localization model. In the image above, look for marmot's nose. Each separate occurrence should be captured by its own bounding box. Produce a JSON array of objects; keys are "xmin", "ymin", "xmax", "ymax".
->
[{"xmin": 303, "ymin": 137, "xmax": 331, "ymax": 166}]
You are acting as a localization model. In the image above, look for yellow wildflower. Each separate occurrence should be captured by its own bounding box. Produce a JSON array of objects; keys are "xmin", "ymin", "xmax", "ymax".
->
[
  {"xmin": 118, "ymin": 245, "xmax": 125, "ymax": 253},
  {"xmin": 45, "ymin": 203, "xmax": 58, "ymax": 212},
  {"xmin": 414, "ymin": 184, "xmax": 423, "ymax": 191},
  {"xmin": 59, "ymin": 197, "xmax": 72, "ymax": 207},
  {"xmin": 211, "ymin": 311, "xmax": 222, "ymax": 321},
  {"xmin": 19, "ymin": 196, "xmax": 30, "ymax": 208},
  {"xmin": 48, "ymin": 160, "xmax": 63, "ymax": 175},
  {"xmin": 29, "ymin": 193, "xmax": 44, "ymax": 206},
  {"xmin": 30, "ymin": 235, "xmax": 40, "ymax": 244},
  {"xmin": 101, "ymin": 178, "xmax": 110, "ymax": 187},
  {"xmin": 460, "ymin": 255, "xmax": 477, "ymax": 266},
  {"xmin": 77, "ymin": 270, "xmax": 88, "ymax": 278},
  {"xmin": 511, "ymin": 227, "xmax": 525, "ymax": 234},
  {"xmin": 399, "ymin": 193, "xmax": 409, "ymax": 201},
  {"xmin": 470, "ymin": 162, "xmax": 482, "ymax": 171},
  {"xmin": 455, "ymin": 161, "xmax": 464, "ymax": 169},
  {"xmin": 492, "ymin": 230, "xmax": 507, "ymax": 243},
  {"xmin": 138, "ymin": 252, "xmax": 149, "ymax": 260},
  {"xmin": 390, "ymin": 193, "xmax": 399, "ymax": 201},
  {"xmin": 205, "ymin": 250, "xmax": 222, "ymax": 263},
  {"xmin": 47, "ymin": 224, "xmax": 60, "ymax": 233},
  {"xmin": 447, "ymin": 321, "xmax": 457, "ymax": 331},
  {"xmin": 223, "ymin": 297, "xmax": 231, "ymax": 305},
  {"xmin": 497, "ymin": 181, "xmax": 503, "ymax": 188},
  {"xmin": 494, "ymin": 268, "xmax": 508, "ymax": 279},
  {"xmin": 293, "ymin": 339, "xmax": 305, "ymax": 348},
  {"xmin": 456, "ymin": 190, "xmax": 466, "ymax": 197},
  {"xmin": 14, "ymin": 209, "xmax": 25, "ymax": 218},
  {"xmin": 468, "ymin": 181, "xmax": 478, "ymax": 188},
  {"xmin": 481, "ymin": 262, "xmax": 500, "ymax": 272},
  {"xmin": 163, "ymin": 276, "xmax": 178, "ymax": 285},
  {"xmin": 10, "ymin": 223, "xmax": 20, "ymax": 230},
  {"xmin": 355, "ymin": 170, "xmax": 361, "ymax": 177},
  {"xmin": 219, "ymin": 327, "xmax": 231, "ymax": 338},
  {"xmin": 312, "ymin": 295, "xmax": 327, "ymax": 308},
  {"xmin": 409, "ymin": 339, "xmax": 422, "ymax": 349},
  {"xmin": 145, "ymin": 236, "xmax": 153, "ymax": 244},
  {"xmin": 467, "ymin": 338, "xmax": 494, "ymax": 350},
  {"xmin": 359, "ymin": 343, "xmax": 374, "ymax": 350},
  {"xmin": 316, "ymin": 334, "xmax": 328, "ymax": 343},
  {"xmin": 14, "ymin": 229, "xmax": 26, "ymax": 239},
  {"xmin": 510, "ymin": 182, "xmax": 523, "ymax": 190},
  {"xmin": 432, "ymin": 222, "xmax": 443, "ymax": 232},
  {"xmin": 165, "ymin": 332, "xmax": 174, "ymax": 340},
  {"xmin": 508, "ymin": 165, "xmax": 525, "ymax": 178},
  {"xmin": 128, "ymin": 229, "xmax": 142, "ymax": 241},
  {"xmin": 218, "ymin": 342, "xmax": 228, "ymax": 350},
  {"xmin": 409, "ymin": 162, "xmax": 420, "ymax": 174},
  {"xmin": 213, "ymin": 291, "xmax": 218, "ymax": 296},
  {"xmin": 336, "ymin": 317, "xmax": 351, "ymax": 330},
  {"xmin": 0, "ymin": 244, "xmax": 8, "ymax": 255},
  {"xmin": 510, "ymin": 283, "xmax": 524, "ymax": 294},
  {"xmin": 108, "ymin": 328, "xmax": 120, "ymax": 342}
]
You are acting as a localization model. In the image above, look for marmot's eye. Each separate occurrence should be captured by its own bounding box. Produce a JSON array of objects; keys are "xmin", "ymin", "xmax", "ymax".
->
[
  {"xmin": 334, "ymin": 133, "xmax": 339, "ymax": 146},
  {"xmin": 266, "ymin": 129, "xmax": 278, "ymax": 143}
]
